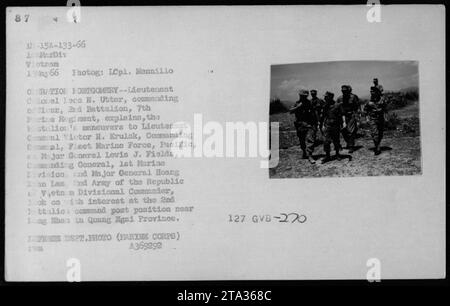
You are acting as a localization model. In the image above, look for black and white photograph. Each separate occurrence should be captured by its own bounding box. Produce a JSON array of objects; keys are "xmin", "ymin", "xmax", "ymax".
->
[
  {"xmin": 270, "ymin": 61, "xmax": 421, "ymax": 178},
  {"xmin": 1, "ymin": 3, "xmax": 446, "ymax": 290}
]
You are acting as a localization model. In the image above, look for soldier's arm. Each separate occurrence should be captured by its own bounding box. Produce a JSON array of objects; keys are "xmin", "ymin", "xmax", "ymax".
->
[
  {"xmin": 312, "ymin": 107, "xmax": 320, "ymax": 127},
  {"xmin": 362, "ymin": 101, "xmax": 370, "ymax": 114},
  {"xmin": 289, "ymin": 102, "xmax": 301, "ymax": 113},
  {"xmin": 365, "ymin": 101, "xmax": 376, "ymax": 117},
  {"xmin": 340, "ymin": 105, "xmax": 346, "ymax": 127},
  {"xmin": 353, "ymin": 95, "xmax": 360, "ymax": 112},
  {"xmin": 319, "ymin": 111, "xmax": 324, "ymax": 130},
  {"xmin": 380, "ymin": 98, "xmax": 388, "ymax": 113}
]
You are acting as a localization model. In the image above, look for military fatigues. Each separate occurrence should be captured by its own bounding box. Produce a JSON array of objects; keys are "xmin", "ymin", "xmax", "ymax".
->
[
  {"xmin": 364, "ymin": 96, "xmax": 387, "ymax": 149},
  {"xmin": 291, "ymin": 98, "xmax": 318, "ymax": 156},
  {"xmin": 374, "ymin": 84, "xmax": 384, "ymax": 94},
  {"xmin": 321, "ymin": 100, "xmax": 344, "ymax": 154},
  {"xmin": 311, "ymin": 96, "xmax": 325, "ymax": 144},
  {"xmin": 311, "ymin": 97, "xmax": 325, "ymax": 119},
  {"xmin": 337, "ymin": 93, "xmax": 359, "ymax": 148}
]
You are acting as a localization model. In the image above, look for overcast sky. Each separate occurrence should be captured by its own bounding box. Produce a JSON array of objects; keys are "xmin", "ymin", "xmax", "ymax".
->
[{"xmin": 270, "ymin": 61, "xmax": 419, "ymax": 101}]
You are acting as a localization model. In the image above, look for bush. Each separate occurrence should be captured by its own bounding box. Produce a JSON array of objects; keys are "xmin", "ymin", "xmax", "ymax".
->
[
  {"xmin": 270, "ymin": 98, "xmax": 288, "ymax": 114},
  {"xmin": 404, "ymin": 90, "xmax": 419, "ymax": 101},
  {"xmin": 385, "ymin": 112, "xmax": 401, "ymax": 130},
  {"xmin": 400, "ymin": 116, "xmax": 420, "ymax": 135},
  {"xmin": 402, "ymin": 122, "xmax": 415, "ymax": 134},
  {"xmin": 385, "ymin": 93, "xmax": 407, "ymax": 110}
]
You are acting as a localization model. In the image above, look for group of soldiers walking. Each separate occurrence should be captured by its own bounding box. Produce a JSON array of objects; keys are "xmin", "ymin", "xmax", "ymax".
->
[{"xmin": 289, "ymin": 78, "xmax": 387, "ymax": 164}]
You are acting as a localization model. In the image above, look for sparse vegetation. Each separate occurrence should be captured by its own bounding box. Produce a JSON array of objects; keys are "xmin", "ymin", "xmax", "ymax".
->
[
  {"xmin": 270, "ymin": 88, "xmax": 421, "ymax": 178},
  {"xmin": 399, "ymin": 116, "xmax": 420, "ymax": 135},
  {"xmin": 385, "ymin": 93, "xmax": 407, "ymax": 110},
  {"xmin": 403, "ymin": 89, "xmax": 419, "ymax": 101},
  {"xmin": 269, "ymin": 97, "xmax": 288, "ymax": 115},
  {"xmin": 385, "ymin": 112, "xmax": 401, "ymax": 130},
  {"xmin": 385, "ymin": 88, "xmax": 419, "ymax": 110}
]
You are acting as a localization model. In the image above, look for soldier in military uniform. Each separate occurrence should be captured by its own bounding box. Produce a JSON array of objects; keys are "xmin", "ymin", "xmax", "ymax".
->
[
  {"xmin": 310, "ymin": 89, "xmax": 325, "ymax": 118},
  {"xmin": 310, "ymin": 89, "xmax": 325, "ymax": 145},
  {"xmin": 373, "ymin": 78, "xmax": 384, "ymax": 95},
  {"xmin": 320, "ymin": 91, "xmax": 346, "ymax": 163},
  {"xmin": 364, "ymin": 86, "xmax": 387, "ymax": 155},
  {"xmin": 289, "ymin": 89, "xmax": 318, "ymax": 164},
  {"xmin": 337, "ymin": 85, "xmax": 360, "ymax": 153}
]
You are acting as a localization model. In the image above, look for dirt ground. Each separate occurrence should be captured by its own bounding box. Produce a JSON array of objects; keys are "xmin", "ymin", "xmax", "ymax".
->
[{"xmin": 269, "ymin": 100, "xmax": 422, "ymax": 178}]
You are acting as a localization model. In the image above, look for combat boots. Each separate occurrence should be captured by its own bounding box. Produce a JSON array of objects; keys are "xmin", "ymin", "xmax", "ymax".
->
[
  {"xmin": 302, "ymin": 150, "xmax": 308, "ymax": 159},
  {"xmin": 374, "ymin": 142, "xmax": 381, "ymax": 155},
  {"xmin": 374, "ymin": 146, "xmax": 381, "ymax": 155},
  {"xmin": 335, "ymin": 150, "xmax": 342, "ymax": 160},
  {"xmin": 321, "ymin": 152, "xmax": 332, "ymax": 163}
]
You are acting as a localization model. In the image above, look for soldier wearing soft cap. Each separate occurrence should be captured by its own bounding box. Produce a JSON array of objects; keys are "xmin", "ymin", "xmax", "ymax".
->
[
  {"xmin": 337, "ymin": 85, "xmax": 360, "ymax": 153},
  {"xmin": 364, "ymin": 86, "xmax": 387, "ymax": 155},
  {"xmin": 373, "ymin": 78, "xmax": 384, "ymax": 95},
  {"xmin": 320, "ymin": 91, "xmax": 346, "ymax": 163},
  {"xmin": 289, "ymin": 89, "xmax": 318, "ymax": 164}
]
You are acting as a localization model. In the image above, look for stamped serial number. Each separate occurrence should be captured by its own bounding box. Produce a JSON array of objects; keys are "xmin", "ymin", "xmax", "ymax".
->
[{"xmin": 228, "ymin": 213, "xmax": 307, "ymax": 224}]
